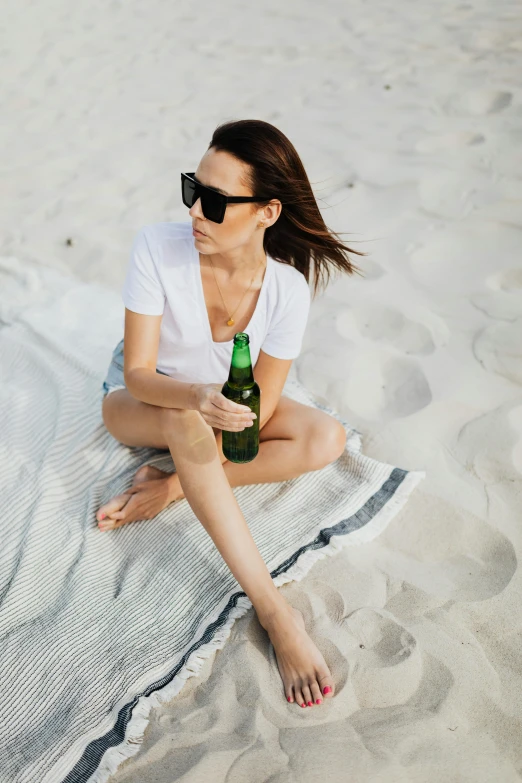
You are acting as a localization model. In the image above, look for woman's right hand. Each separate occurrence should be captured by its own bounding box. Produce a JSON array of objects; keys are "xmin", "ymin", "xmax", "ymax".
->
[{"xmin": 191, "ymin": 383, "xmax": 257, "ymax": 431}]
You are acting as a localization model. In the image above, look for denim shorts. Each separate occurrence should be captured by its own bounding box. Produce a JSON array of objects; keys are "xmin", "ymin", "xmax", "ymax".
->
[{"xmin": 101, "ymin": 338, "xmax": 169, "ymax": 398}]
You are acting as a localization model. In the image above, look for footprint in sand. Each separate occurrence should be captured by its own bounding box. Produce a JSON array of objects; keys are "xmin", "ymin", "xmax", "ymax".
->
[
  {"xmin": 355, "ymin": 257, "xmax": 385, "ymax": 281},
  {"xmin": 486, "ymin": 268, "xmax": 522, "ymax": 292},
  {"xmin": 417, "ymin": 169, "xmax": 489, "ymax": 220},
  {"xmin": 452, "ymin": 400, "xmax": 522, "ymax": 484},
  {"xmin": 327, "ymin": 351, "xmax": 432, "ymax": 422},
  {"xmin": 473, "ymin": 319, "xmax": 522, "ymax": 385},
  {"xmin": 301, "ymin": 305, "xmax": 434, "ymax": 422},
  {"xmin": 360, "ymin": 491, "xmax": 516, "ymax": 602},
  {"xmin": 471, "ymin": 267, "xmax": 522, "ymax": 321},
  {"xmin": 290, "ymin": 583, "xmax": 426, "ymax": 709},
  {"xmin": 342, "ymin": 608, "xmax": 422, "ymax": 708},
  {"xmin": 409, "ymin": 222, "xmax": 521, "ymax": 295},
  {"xmin": 343, "ymin": 404, "xmax": 518, "ymax": 601},
  {"xmin": 337, "ymin": 304, "xmax": 438, "ymax": 356},
  {"xmin": 415, "ymin": 131, "xmax": 485, "ymax": 153},
  {"xmin": 443, "ymin": 89, "xmax": 512, "ymax": 115}
]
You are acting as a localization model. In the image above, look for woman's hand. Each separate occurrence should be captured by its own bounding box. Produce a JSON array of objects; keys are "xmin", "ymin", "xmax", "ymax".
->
[{"xmin": 192, "ymin": 383, "xmax": 257, "ymax": 431}]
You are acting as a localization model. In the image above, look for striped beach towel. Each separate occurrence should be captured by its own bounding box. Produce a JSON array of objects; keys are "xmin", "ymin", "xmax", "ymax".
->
[{"xmin": 0, "ymin": 255, "xmax": 425, "ymax": 783}]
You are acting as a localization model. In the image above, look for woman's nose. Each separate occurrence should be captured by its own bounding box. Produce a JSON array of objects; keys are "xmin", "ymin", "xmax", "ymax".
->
[{"xmin": 189, "ymin": 197, "xmax": 204, "ymax": 218}]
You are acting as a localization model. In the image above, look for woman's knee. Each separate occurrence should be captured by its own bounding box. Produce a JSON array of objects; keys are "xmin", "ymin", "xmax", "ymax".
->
[{"xmin": 305, "ymin": 419, "xmax": 347, "ymax": 469}]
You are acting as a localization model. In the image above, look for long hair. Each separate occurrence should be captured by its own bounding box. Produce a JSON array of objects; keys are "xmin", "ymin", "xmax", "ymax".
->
[{"xmin": 208, "ymin": 118, "xmax": 367, "ymax": 299}]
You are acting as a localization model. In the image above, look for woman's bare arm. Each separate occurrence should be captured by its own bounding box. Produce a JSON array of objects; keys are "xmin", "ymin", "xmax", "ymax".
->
[{"xmin": 123, "ymin": 308, "xmax": 196, "ymax": 410}]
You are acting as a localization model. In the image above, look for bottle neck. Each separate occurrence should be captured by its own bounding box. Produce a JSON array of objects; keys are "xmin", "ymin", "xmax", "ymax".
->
[{"xmin": 228, "ymin": 342, "xmax": 254, "ymax": 388}]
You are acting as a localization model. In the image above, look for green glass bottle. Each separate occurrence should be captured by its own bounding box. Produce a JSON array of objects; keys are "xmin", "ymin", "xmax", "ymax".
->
[{"xmin": 221, "ymin": 332, "xmax": 260, "ymax": 463}]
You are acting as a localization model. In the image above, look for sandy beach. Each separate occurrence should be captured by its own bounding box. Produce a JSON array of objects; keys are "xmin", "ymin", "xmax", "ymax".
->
[{"xmin": 2, "ymin": 0, "xmax": 521, "ymax": 780}]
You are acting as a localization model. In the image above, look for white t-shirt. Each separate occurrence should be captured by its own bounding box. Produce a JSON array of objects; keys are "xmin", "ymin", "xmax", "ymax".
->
[{"xmin": 121, "ymin": 221, "xmax": 311, "ymax": 384}]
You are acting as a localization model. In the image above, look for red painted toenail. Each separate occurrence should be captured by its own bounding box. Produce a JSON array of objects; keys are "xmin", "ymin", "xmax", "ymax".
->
[
  {"xmin": 316, "ymin": 699, "xmax": 322, "ymax": 704},
  {"xmin": 301, "ymin": 703, "xmax": 306, "ymax": 708},
  {"xmin": 287, "ymin": 696, "xmax": 292, "ymax": 702},
  {"xmin": 99, "ymin": 513, "xmax": 106, "ymax": 520},
  {"xmin": 307, "ymin": 701, "xmax": 313, "ymax": 706},
  {"xmin": 323, "ymin": 686, "xmax": 332, "ymax": 694}
]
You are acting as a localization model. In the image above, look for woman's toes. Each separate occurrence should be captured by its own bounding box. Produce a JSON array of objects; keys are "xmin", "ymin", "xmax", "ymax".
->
[
  {"xmin": 294, "ymin": 688, "xmax": 306, "ymax": 708},
  {"xmin": 302, "ymin": 684, "xmax": 313, "ymax": 707},
  {"xmin": 317, "ymin": 671, "xmax": 334, "ymax": 698},
  {"xmin": 310, "ymin": 681, "xmax": 323, "ymax": 705},
  {"xmin": 108, "ymin": 509, "xmax": 128, "ymax": 521},
  {"xmin": 97, "ymin": 493, "xmax": 131, "ymax": 523},
  {"xmin": 285, "ymin": 687, "xmax": 295, "ymax": 704}
]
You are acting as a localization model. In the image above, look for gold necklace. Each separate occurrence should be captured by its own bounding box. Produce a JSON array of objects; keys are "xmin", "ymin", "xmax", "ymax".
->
[{"xmin": 208, "ymin": 255, "xmax": 266, "ymax": 326}]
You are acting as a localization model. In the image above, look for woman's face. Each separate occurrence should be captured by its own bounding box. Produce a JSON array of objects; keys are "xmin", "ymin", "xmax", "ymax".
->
[{"xmin": 189, "ymin": 147, "xmax": 281, "ymax": 255}]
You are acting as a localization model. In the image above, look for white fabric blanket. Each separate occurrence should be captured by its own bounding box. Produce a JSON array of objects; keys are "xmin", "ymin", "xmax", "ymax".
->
[{"xmin": 0, "ymin": 255, "xmax": 425, "ymax": 783}]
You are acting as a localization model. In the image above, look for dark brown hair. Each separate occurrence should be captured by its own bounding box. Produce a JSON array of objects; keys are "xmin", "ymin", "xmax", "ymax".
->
[{"xmin": 208, "ymin": 118, "xmax": 367, "ymax": 299}]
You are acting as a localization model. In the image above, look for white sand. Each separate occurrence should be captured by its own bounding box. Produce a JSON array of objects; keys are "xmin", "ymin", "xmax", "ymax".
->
[{"xmin": 2, "ymin": 0, "xmax": 522, "ymax": 780}]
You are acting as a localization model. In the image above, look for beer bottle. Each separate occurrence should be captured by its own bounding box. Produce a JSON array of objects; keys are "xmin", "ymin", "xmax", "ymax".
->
[{"xmin": 221, "ymin": 332, "xmax": 260, "ymax": 463}]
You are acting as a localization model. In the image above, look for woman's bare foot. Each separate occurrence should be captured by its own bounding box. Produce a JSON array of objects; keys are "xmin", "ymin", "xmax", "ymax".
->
[
  {"xmin": 97, "ymin": 465, "xmax": 184, "ymax": 531},
  {"xmin": 260, "ymin": 605, "xmax": 335, "ymax": 707}
]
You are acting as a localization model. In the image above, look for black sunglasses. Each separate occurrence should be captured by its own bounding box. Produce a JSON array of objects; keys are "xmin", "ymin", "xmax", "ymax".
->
[{"xmin": 181, "ymin": 172, "xmax": 271, "ymax": 224}]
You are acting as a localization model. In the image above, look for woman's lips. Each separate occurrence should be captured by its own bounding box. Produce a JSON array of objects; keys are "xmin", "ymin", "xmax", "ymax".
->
[{"xmin": 193, "ymin": 228, "xmax": 206, "ymax": 236}]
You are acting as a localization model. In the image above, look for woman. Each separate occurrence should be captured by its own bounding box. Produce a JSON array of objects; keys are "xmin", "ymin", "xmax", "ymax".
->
[{"xmin": 98, "ymin": 119, "xmax": 365, "ymax": 709}]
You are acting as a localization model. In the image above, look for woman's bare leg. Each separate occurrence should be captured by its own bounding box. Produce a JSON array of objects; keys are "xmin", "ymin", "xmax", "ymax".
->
[
  {"xmin": 168, "ymin": 409, "xmax": 338, "ymax": 707},
  {"xmin": 98, "ymin": 395, "xmax": 345, "ymax": 521},
  {"xmin": 141, "ymin": 424, "xmax": 339, "ymax": 505},
  {"xmin": 96, "ymin": 433, "xmax": 313, "ymax": 521},
  {"xmin": 103, "ymin": 404, "xmax": 338, "ymax": 707}
]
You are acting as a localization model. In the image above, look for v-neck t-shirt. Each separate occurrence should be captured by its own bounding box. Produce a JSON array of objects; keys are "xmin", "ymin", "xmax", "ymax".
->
[{"xmin": 120, "ymin": 220, "xmax": 311, "ymax": 384}]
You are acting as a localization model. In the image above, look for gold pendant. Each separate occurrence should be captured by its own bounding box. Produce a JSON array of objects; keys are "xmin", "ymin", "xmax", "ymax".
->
[{"xmin": 227, "ymin": 318, "xmax": 235, "ymax": 326}]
